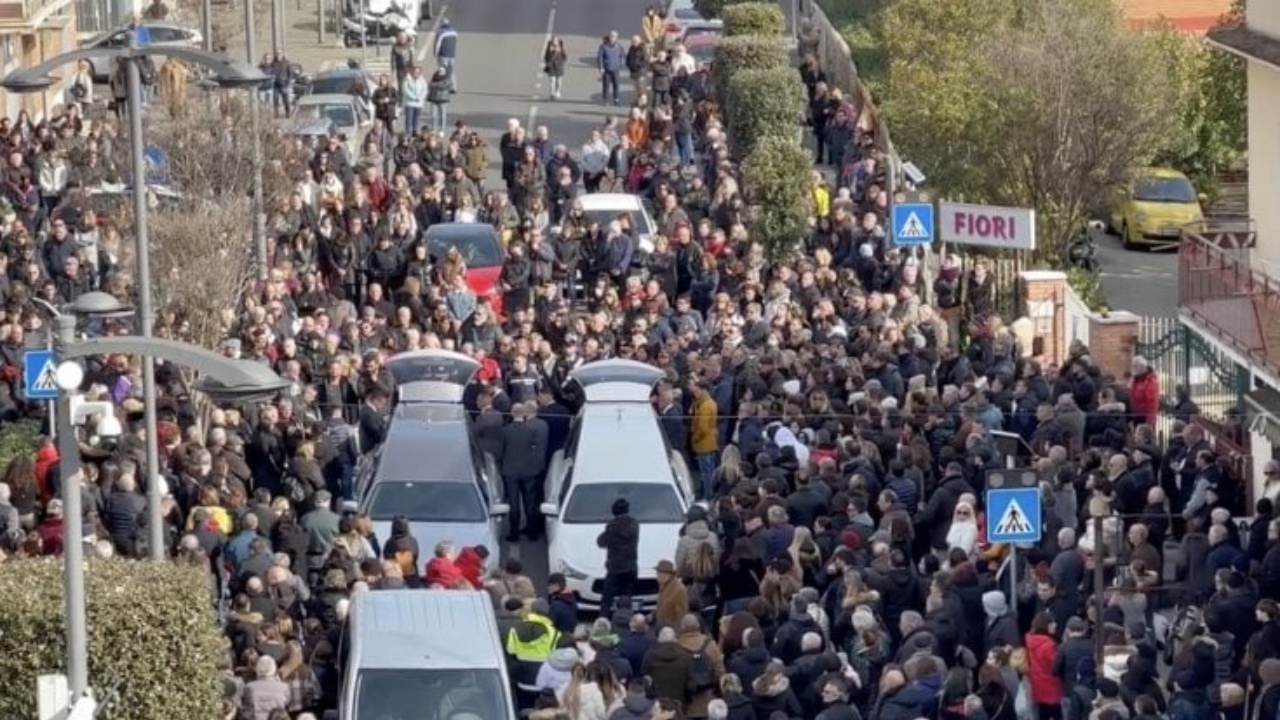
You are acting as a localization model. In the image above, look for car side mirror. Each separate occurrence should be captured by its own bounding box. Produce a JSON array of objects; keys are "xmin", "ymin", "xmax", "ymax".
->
[
  {"xmin": 539, "ymin": 502, "xmax": 558, "ymax": 516},
  {"xmin": 490, "ymin": 502, "xmax": 510, "ymax": 516}
]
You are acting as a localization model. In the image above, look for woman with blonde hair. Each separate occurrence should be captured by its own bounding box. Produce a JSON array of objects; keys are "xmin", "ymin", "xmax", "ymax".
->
[
  {"xmin": 557, "ymin": 659, "xmax": 621, "ymax": 720},
  {"xmin": 278, "ymin": 640, "xmax": 320, "ymax": 714},
  {"xmin": 786, "ymin": 526, "xmax": 822, "ymax": 586},
  {"xmin": 712, "ymin": 445, "xmax": 742, "ymax": 493}
]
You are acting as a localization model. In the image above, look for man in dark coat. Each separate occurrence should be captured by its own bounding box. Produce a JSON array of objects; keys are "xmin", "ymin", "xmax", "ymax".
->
[
  {"xmin": 597, "ymin": 497, "xmax": 640, "ymax": 616},
  {"xmin": 499, "ymin": 401, "xmax": 548, "ymax": 541}
]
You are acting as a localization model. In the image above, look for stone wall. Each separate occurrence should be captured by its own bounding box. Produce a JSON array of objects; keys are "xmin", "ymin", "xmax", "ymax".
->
[{"xmin": 797, "ymin": 0, "xmax": 888, "ymax": 154}]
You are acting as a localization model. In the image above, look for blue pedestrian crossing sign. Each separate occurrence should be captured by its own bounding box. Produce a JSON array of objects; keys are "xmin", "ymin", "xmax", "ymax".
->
[
  {"xmin": 986, "ymin": 487, "xmax": 1041, "ymax": 544},
  {"xmin": 22, "ymin": 349, "xmax": 59, "ymax": 400},
  {"xmin": 892, "ymin": 202, "xmax": 934, "ymax": 247}
]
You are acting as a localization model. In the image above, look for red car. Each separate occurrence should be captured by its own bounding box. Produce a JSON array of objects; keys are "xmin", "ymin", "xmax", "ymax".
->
[{"xmin": 424, "ymin": 222, "xmax": 505, "ymax": 314}]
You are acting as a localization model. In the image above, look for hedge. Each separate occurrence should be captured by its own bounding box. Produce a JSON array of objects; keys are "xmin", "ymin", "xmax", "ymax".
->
[
  {"xmin": 742, "ymin": 135, "xmax": 815, "ymax": 260},
  {"xmin": 0, "ymin": 558, "xmax": 224, "ymax": 720},
  {"xmin": 723, "ymin": 66, "xmax": 807, "ymax": 159},
  {"xmin": 722, "ymin": 3, "xmax": 786, "ymax": 37},
  {"xmin": 712, "ymin": 35, "xmax": 791, "ymax": 100},
  {"xmin": 693, "ymin": 0, "xmax": 750, "ymax": 20},
  {"xmin": 0, "ymin": 419, "xmax": 41, "ymax": 471}
]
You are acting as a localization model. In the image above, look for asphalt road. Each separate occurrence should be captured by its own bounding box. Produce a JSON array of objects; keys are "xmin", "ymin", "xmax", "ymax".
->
[
  {"xmin": 221, "ymin": 0, "xmax": 653, "ymax": 590},
  {"xmin": 1092, "ymin": 226, "xmax": 1179, "ymax": 318}
]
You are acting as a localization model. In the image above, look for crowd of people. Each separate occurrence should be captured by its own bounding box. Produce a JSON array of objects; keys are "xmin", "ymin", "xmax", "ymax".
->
[{"xmin": 0, "ymin": 4, "xmax": 1276, "ymax": 720}]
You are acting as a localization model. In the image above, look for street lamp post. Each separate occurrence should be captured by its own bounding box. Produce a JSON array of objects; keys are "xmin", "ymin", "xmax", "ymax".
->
[
  {"xmin": 38, "ymin": 291, "xmax": 289, "ymax": 704},
  {"xmin": 1, "ymin": 44, "xmax": 268, "ymax": 564},
  {"xmin": 244, "ymin": 0, "xmax": 269, "ymax": 282}
]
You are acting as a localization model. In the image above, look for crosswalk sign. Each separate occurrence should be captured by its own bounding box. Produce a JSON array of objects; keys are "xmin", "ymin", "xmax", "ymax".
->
[
  {"xmin": 892, "ymin": 202, "xmax": 935, "ymax": 247},
  {"xmin": 986, "ymin": 487, "xmax": 1042, "ymax": 543},
  {"xmin": 22, "ymin": 349, "xmax": 59, "ymax": 400}
]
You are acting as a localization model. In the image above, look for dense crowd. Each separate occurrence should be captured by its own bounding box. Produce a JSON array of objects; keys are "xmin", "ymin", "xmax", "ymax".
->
[{"xmin": 0, "ymin": 7, "xmax": 1275, "ymax": 720}]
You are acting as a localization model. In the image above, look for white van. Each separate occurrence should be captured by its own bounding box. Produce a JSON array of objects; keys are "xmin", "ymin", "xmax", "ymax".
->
[{"xmin": 338, "ymin": 590, "xmax": 517, "ymax": 719}]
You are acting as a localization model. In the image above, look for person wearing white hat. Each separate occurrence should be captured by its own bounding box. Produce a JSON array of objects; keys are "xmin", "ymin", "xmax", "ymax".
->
[{"xmin": 241, "ymin": 655, "xmax": 289, "ymax": 720}]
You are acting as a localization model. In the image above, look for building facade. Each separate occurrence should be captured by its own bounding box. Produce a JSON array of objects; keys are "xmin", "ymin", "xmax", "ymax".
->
[
  {"xmin": 0, "ymin": 0, "xmax": 79, "ymax": 119},
  {"xmin": 1192, "ymin": 0, "xmax": 1280, "ymax": 501}
]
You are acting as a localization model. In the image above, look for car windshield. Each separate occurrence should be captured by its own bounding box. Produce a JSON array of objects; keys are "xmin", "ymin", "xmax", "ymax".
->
[
  {"xmin": 310, "ymin": 75, "xmax": 362, "ymax": 95},
  {"xmin": 1133, "ymin": 177, "xmax": 1198, "ymax": 204},
  {"xmin": 298, "ymin": 103, "xmax": 356, "ymax": 128},
  {"xmin": 563, "ymin": 483, "xmax": 684, "ymax": 524},
  {"xmin": 366, "ymin": 481, "xmax": 485, "ymax": 523},
  {"xmin": 673, "ymin": 8, "xmax": 703, "ymax": 19},
  {"xmin": 425, "ymin": 230, "xmax": 504, "ymax": 267},
  {"xmin": 582, "ymin": 209, "xmax": 654, "ymax": 237},
  {"xmin": 355, "ymin": 668, "xmax": 508, "ymax": 720}
]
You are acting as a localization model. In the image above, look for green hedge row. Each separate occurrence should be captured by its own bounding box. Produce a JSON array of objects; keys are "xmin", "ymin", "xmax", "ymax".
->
[
  {"xmin": 711, "ymin": 9, "xmax": 814, "ymax": 259},
  {"xmin": 0, "ymin": 558, "xmax": 224, "ymax": 720},
  {"xmin": 721, "ymin": 2, "xmax": 786, "ymax": 36}
]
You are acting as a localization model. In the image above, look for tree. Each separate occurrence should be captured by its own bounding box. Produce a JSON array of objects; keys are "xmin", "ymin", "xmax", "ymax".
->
[
  {"xmin": 882, "ymin": 0, "xmax": 1182, "ymax": 261},
  {"xmin": 0, "ymin": 558, "xmax": 224, "ymax": 720},
  {"xmin": 108, "ymin": 108, "xmax": 291, "ymax": 350},
  {"xmin": 724, "ymin": 66, "xmax": 806, "ymax": 159},
  {"xmin": 712, "ymin": 35, "xmax": 790, "ymax": 99},
  {"xmin": 721, "ymin": 3, "xmax": 786, "ymax": 37},
  {"xmin": 1149, "ymin": 1, "xmax": 1246, "ymax": 195},
  {"xmin": 742, "ymin": 136, "xmax": 814, "ymax": 260}
]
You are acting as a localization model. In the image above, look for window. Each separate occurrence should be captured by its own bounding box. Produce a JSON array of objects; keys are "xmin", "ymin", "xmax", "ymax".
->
[
  {"xmin": 425, "ymin": 229, "xmax": 504, "ymax": 267},
  {"xmin": 366, "ymin": 481, "xmax": 485, "ymax": 522},
  {"xmin": 1133, "ymin": 177, "xmax": 1197, "ymax": 204},
  {"xmin": 355, "ymin": 668, "xmax": 508, "ymax": 720},
  {"xmin": 562, "ymin": 483, "xmax": 684, "ymax": 524}
]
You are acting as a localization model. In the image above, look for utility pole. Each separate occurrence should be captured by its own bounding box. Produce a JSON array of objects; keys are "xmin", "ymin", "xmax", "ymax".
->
[
  {"xmin": 53, "ymin": 313, "xmax": 87, "ymax": 699},
  {"xmin": 270, "ymin": 0, "xmax": 284, "ymax": 53},
  {"xmin": 124, "ymin": 34, "xmax": 165, "ymax": 563},
  {"xmin": 245, "ymin": 0, "xmax": 268, "ymax": 280}
]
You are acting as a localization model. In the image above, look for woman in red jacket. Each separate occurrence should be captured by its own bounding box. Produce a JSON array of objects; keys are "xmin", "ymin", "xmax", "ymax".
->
[
  {"xmin": 1129, "ymin": 357, "xmax": 1160, "ymax": 427},
  {"xmin": 423, "ymin": 541, "xmax": 471, "ymax": 589},
  {"xmin": 1025, "ymin": 611, "xmax": 1063, "ymax": 720}
]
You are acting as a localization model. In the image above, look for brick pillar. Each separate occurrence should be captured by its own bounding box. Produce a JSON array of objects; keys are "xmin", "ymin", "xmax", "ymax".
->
[
  {"xmin": 1088, "ymin": 311, "xmax": 1141, "ymax": 379},
  {"xmin": 1019, "ymin": 271, "xmax": 1067, "ymax": 369}
]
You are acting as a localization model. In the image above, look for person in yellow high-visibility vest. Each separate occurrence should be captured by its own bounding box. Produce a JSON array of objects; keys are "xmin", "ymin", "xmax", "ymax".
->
[{"xmin": 506, "ymin": 598, "xmax": 559, "ymax": 712}]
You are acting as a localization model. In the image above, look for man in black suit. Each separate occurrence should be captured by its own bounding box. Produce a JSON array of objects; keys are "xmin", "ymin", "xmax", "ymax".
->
[
  {"xmin": 357, "ymin": 387, "xmax": 391, "ymax": 453},
  {"xmin": 500, "ymin": 401, "xmax": 549, "ymax": 541}
]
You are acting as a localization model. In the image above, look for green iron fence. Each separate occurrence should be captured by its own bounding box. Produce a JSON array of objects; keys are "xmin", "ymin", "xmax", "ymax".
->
[{"xmin": 1135, "ymin": 317, "xmax": 1249, "ymax": 441}]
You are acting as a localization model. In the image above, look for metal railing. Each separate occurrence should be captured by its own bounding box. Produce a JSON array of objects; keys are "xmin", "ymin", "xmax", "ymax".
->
[{"xmin": 1178, "ymin": 223, "xmax": 1280, "ymax": 374}]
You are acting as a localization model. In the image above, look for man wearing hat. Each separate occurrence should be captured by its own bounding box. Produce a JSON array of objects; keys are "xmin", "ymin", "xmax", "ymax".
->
[
  {"xmin": 506, "ymin": 598, "xmax": 558, "ymax": 712},
  {"xmin": 653, "ymin": 559, "xmax": 689, "ymax": 630},
  {"xmin": 597, "ymin": 497, "xmax": 639, "ymax": 616},
  {"xmin": 546, "ymin": 572, "xmax": 579, "ymax": 634}
]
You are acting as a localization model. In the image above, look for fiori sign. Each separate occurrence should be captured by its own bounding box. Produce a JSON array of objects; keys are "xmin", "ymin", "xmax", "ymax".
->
[{"xmin": 939, "ymin": 201, "xmax": 1036, "ymax": 251}]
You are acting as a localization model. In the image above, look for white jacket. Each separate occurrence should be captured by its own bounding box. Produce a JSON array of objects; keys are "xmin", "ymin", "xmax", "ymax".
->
[{"xmin": 557, "ymin": 681, "xmax": 619, "ymax": 720}]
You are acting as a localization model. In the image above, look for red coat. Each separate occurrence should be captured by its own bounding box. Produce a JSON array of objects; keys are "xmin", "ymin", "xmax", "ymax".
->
[
  {"xmin": 423, "ymin": 556, "xmax": 467, "ymax": 589},
  {"xmin": 34, "ymin": 445, "xmax": 58, "ymax": 506},
  {"xmin": 1025, "ymin": 631, "xmax": 1062, "ymax": 704},
  {"xmin": 455, "ymin": 547, "xmax": 485, "ymax": 589},
  {"xmin": 36, "ymin": 517, "xmax": 64, "ymax": 556},
  {"xmin": 1129, "ymin": 370, "xmax": 1159, "ymax": 427}
]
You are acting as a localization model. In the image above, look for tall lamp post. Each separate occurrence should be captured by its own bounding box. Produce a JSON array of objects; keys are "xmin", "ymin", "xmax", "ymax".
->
[
  {"xmin": 38, "ymin": 291, "xmax": 289, "ymax": 707},
  {"xmin": 1, "ymin": 43, "xmax": 268, "ymax": 563}
]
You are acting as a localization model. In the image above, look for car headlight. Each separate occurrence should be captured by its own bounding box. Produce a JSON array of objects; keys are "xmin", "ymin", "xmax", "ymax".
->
[{"xmin": 556, "ymin": 559, "xmax": 590, "ymax": 581}]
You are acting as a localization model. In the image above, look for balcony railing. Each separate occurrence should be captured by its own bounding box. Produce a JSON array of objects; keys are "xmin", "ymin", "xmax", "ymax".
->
[{"xmin": 1178, "ymin": 221, "xmax": 1280, "ymax": 373}]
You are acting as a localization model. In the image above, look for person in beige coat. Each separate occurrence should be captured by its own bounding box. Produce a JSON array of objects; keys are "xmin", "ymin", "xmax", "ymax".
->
[
  {"xmin": 654, "ymin": 559, "xmax": 690, "ymax": 630},
  {"xmin": 676, "ymin": 613, "xmax": 725, "ymax": 720}
]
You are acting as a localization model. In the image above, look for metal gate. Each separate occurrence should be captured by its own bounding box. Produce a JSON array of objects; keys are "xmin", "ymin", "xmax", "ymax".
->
[{"xmin": 1135, "ymin": 317, "xmax": 1249, "ymax": 439}]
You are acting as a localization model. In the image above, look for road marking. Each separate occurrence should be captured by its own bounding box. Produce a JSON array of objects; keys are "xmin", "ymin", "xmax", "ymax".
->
[
  {"xmin": 527, "ymin": 1, "xmax": 556, "ymax": 129},
  {"xmin": 416, "ymin": 3, "xmax": 450, "ymax": 64}
]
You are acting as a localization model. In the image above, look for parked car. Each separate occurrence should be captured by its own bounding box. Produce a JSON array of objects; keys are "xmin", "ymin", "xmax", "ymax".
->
[
  {"xmin": 541, "ymin": 360, "xmax": 694, "ymax": 612},
  {"xmin": 662, "ymin": 0, "xmax": 723, "ymax": 47},
  {"xmin": 355, "ymin": 349, "xmax": 508, "ymax": 574},
  {"xmin": 1109, "ymin": 167, "xmax": 1207, "ymax": 249},
  {"xmin": 80, "ymin": 22, "xmax": 204, "ymax": 83},
  {"xmin": 424, "ymin": 222, "xmax": 505, "ymax": 313},
  {"xmin": 293, "ymin": 92, "xmax": 372, "ymax": 161},
  {"xmin": 575, "ymin": 193, "xmax": 658, "ymax": 253},
  {"xmin": 295, "ymin": 65, "xmax": 376, "ymax": 98}
]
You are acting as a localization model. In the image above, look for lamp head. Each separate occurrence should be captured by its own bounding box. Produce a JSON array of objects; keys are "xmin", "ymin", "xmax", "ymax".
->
[
  {"xmin": 96, "ymin": 414, "xmax": 123, "ymax": 438},
  {"xmin": 0, "ymin": 69, "xmax": 56, "ymax": 94},
  {"xmin": 63, "ymin": 291, "xmax": 133, "ymax": 318}
]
